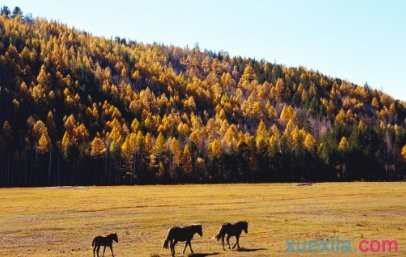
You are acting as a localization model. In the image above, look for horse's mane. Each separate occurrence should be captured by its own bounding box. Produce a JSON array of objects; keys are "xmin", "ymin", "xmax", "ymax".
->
[
  {"xmin": 107, "ymin": 233, "xmax": 118, "ymax": 242},
  {"xmin": 163, "ymin": 224, "xmax": 202, "ymax": 248},
  {"xmin": 167, "ymin": 224, "xmax": 202, "ymax": 233},
  {"xmin": 190, "ymin": 224, "xmax": 202, "ymax": 235},
  {"xmin": 236, "ymin": 221, "xmax": 248, "ymax": 226}
]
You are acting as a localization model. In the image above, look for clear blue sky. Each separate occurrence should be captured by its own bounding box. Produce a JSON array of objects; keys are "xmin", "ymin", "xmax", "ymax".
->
[{"xmin": 3, "ymin": 0, "xmax": 405, "ymax": 100}]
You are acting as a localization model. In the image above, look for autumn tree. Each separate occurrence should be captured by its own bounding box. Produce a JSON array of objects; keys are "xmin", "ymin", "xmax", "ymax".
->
[
  {"xmin": 338, "ymin": 136, "xmax": 350, "ymax": 152},
  {"xmin": 255, "ymin": 121, "xmax": 268, "ymax": 152},
  {"xmin": 181, "ymin": 144, "xmax": 193, "ymax": 177},
  {"xmin": 401, "ymin": 145, "xmax": 406, "ymax": 161},
  {"xmin": 90, "ymin": 136, "xmax": 107, "ymax": 157}
]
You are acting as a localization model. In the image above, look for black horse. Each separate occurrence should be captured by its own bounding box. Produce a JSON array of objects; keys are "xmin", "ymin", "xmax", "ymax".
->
[
  {"xmin": 163, "ymin": 224, "xmax": 203, "ymax": 257},
  {"xmin": 92, "ymin": 233, "xmax": 118, "ymax": 257},
  {"xmin": 215, "ymin": 221, "xmax": 248, "ymax": 250}
]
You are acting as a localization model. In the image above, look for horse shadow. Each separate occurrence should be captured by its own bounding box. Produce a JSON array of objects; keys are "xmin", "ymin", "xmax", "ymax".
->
[
  {"xmin": 237, "ymin": 247, "xmax": 267, "ymax": 252},
  {"xmin": 188, "ymin": 252, "xmax": 219, "ymax": 257}
]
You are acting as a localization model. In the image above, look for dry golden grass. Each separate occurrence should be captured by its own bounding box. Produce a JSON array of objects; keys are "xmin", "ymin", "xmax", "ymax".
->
[{"xmin": 0, "ymin": 183, "xmax": 405, "ymax": 257}]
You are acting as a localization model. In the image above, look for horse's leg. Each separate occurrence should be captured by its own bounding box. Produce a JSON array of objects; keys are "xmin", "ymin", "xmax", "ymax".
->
[
  {"xmin": 102, "ymin": 246, "xmax": 106, "ymax": 257},
  {"xmin": 232, "ymin": 235, "xmax": 240, "ymax": 249},
  {"xmin": 226, "ymin": 235, "xmax": 232, "ymax": 249},
  {"xmin": 237, "ymin": 234, "xmax": 241, "ymax": 249},
  {"xmin": 171, "ymin": 240, "xmax": 177, "ymax": 257},
  {"xmin": 110, "ymin": 245, "xmax": 115, "ymax": 257},
  {"xmin": 174, "ymin": 241, "xmax": 178, "ymax": 257},
  {"xmin": 188, "ymin": 241, "xmax": 194, "ymax": 253},
  {"xmin": 93, "ymin": 246, "xmax": 96, "ymax": 257},
  {"xmin": 221, "ymin": 236, "xmax": 225, "ymax": 250},
  {"xmin": 96, "ymin": 246, "xmax": 100, "ymax": 257},
  {"xmin": 183, "ymin": 241, "xmax": 188, "ymax": 254},
  {"xmin": 169, "ymin": 240, "xmax": 173, "ymax": 256}
]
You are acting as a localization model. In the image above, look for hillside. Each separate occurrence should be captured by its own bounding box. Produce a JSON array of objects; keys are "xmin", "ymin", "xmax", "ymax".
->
[{"xmin": 0, "ymin": 7, "xmax": 405, "ymax": 186}]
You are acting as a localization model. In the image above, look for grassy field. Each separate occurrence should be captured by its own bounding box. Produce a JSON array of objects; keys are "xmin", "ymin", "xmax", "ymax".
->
[{"xmin": 0, "ymin": 183, "xmax": 405, "ymax": 257}]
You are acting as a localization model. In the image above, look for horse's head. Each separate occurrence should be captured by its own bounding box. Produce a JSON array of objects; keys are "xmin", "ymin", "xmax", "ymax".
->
[
  {"xmin": 242, "ymin": 221, "xmax": 248, "ymax": 234},
  {"xmin": 195, "ymin": 224, "xmax": 203, "ymax": 237},
  {"xmin": 112, "ymin": 233, "xmax": 119, "ymax": 243}
]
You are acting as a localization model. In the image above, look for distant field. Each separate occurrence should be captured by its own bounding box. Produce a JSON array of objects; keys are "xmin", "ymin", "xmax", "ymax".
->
[{"xmin": 0, "ymin": 183, "xmax": 405, "ymax": 257}]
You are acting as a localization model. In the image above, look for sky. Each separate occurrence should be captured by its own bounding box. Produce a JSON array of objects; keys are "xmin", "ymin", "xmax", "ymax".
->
[{"xmin": 2, "ymin": 0, "xmax": 405, "ymax": 100}]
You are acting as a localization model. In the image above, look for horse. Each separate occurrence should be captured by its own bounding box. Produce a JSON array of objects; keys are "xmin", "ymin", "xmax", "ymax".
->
[
  {"xmin": 163, "ymin": 224, "xmax": 203, "ymax": 257},
  {"xmin": 92, "ymin": 233, "xmax": 118, "ymax": 257},
  {"xmin": 215, "ymin": 221, "xmax": 248, "ymax": 250}
]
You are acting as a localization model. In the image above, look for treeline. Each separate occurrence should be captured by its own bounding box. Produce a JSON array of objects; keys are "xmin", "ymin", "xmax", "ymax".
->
[{"xmin": 0, "ymin": 6, "xmax": 405, "ymax": 186}]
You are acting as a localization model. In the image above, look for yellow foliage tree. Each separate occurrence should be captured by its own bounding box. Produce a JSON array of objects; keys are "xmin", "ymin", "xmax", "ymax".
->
[
  {"xmin": 371, "ymin": 97, "xmax": 380, "ymax": 109},
  {"xmin": 280, "ymin": 105, "xmax": 295, "ymax": 123},
  {"xmin": 290, "ymin": 128, "xmax": 305, "ymax": 150},
  {"xmin": 61, "ymin": 131, "xmax": 75, "ymax": 153},
  {"xmin": 304, "ymin": 134, "xmax": 316, "ymax": 152},
  {"xmin": 74, "ymin": 124, "xmax": 89, "ymax": 141},
  {"xmin": 208, "ymin": 139, "xmax": 221, "ymax": 158},
  {"xmin": 90, "ymin": 136, "xmax": 106, "ymax": 157},
  {"xmin": 268, "ymin": 134, "xmax": 280, "ymax": 155},
  {"xmin": 181, "ymin": 144, "xmax": 193, "ymax": 174},
  {"xmin": 121, "ymin": 133, "xmax": 137, "ymax": 159},
  {"xmin": 168, "ymin": 137, "xmax": 182, "ymax": 168},
  {"xmin": 338, "ymin": 136, "xmax": 349, "ymax": 152},
  {"xmin": 33, "ymin": 120, "xmax": 47, "ymax": 135},
  {"xmin": 240, "ymin": 65, "xmax": 256, "ymax": 84},
  {"xmin": 275, "ymin": 78, "xmax": 285, "ymax": 99},
  {"xmin": 36, "ymin": 132, "xmax": 51, "ymax": 154},
  {"xmin": 150, "ymin": 133, "xmax": 166, "ymax": 166},
  {"xmin": 255, "ymin": 120, "xmax": 268, "ymax": 151},
  {"xmin": 64, "ymin": 114, "xmax": 76, "ymax": 132},
  {"xmin": 401, "ymin": 145, "xmax": 406, "ymax": 161},
  {"xmin": 335, "ymin": 109, "xmax": 346, "ymax": 124},
  {"xmin": 223, "ymin": 125, "xmax": 238, "ymax": 152},
  {"xmin": 130, "ymin": 118, "xmax": 140, "ymax": 132}
]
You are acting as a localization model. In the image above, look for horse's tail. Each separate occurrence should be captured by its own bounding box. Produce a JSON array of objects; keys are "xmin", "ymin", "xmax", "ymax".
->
[
  {"xmin": 92, "ymin": 237, "xmax": 96, "ymax": 247},
  {"xmin": 215, "ymin": 225, "xmax": 225, "ymax": 241},
  {"xmin": 163, "ymin": 228, "xmax": 173, "ymax": 249}
]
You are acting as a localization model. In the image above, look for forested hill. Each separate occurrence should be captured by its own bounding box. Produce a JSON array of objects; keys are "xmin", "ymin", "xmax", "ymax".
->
[{"xmin": 0, "ymin": 7, "xmax": 405, "ymax": 186}]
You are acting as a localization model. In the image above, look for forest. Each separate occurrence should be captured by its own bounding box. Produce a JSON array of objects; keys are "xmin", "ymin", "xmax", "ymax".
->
[{"xmin": 0, "ymin": 6, "xmax": 405, "ymax": 186}]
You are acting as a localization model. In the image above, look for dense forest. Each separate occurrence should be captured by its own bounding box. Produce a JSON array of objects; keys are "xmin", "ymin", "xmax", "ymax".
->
[{"xmin": 0, "ymin": 6, "xmax": 405, "ymax": 186}]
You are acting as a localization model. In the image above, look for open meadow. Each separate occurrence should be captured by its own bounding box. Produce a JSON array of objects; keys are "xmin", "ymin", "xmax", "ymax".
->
[{"xmin": 0, "ymin": 183, "xmax": 405, "ymax": 257}]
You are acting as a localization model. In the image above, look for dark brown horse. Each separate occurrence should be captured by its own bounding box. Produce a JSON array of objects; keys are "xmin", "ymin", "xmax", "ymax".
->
[
  {"xmin": 92, "ymin": 233, "xmax": 118, "ymax": 257},
  {"xmin": 163, "ymin": 224, "xmax": 203, "ymax": 257},
  {"xmin": 215, "ymin": 221, "xmax": 248, "ymax": 250}
]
